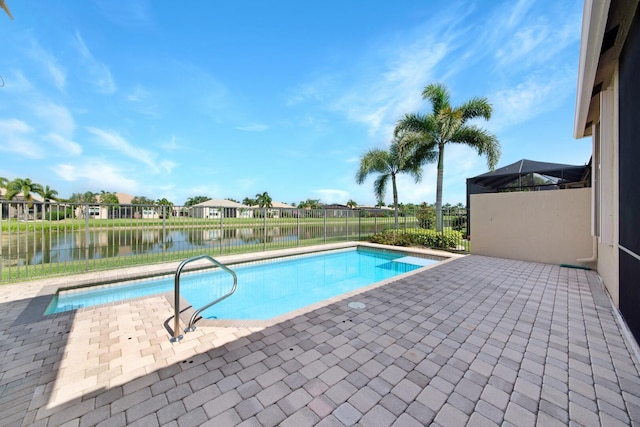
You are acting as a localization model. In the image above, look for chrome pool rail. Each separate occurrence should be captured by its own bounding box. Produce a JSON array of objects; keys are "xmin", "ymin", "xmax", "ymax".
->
[{"xmin": 171, "ymin": 254, "xmax": 237, "ymax": 342}]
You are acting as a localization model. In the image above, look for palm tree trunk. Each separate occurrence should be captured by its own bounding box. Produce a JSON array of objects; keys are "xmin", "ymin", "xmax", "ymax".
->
[
  {"xmin": 436, "ymin": 142, "xmax": 445, "ymax": 232},
  {"xmin": 392, "ymin": 174, "xmax": 399, "ymax": 228}
]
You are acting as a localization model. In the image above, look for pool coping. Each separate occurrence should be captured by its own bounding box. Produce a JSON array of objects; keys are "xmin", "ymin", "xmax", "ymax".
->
[{"xmin": 12, "ymin": 242, "xmax": 464, "ymax": 330}]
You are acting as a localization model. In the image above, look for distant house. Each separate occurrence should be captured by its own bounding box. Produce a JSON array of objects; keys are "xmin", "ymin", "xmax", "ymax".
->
[
  {"xmin": 250, "ymin": 201, "xmax": 294, "ymax": 218},
  {"xmin": 191, "ymin": 199, "xmax": 253, "ymax": 219},
  {"xmin": 0, "ymin": 188, "xmax": 44, "ymax": 219},
  {"xmin": 322, "ymin": 204, "xmax": 350, "ymax": 217},
  {"xmin": 79, "ymin": 192, "xmax": 160, "ymax": 219}
]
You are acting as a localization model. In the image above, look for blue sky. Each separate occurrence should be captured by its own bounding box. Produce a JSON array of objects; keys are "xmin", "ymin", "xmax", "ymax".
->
[{"xmin": 0, "ymin": 0, "xmax": 591, "ymax": 207}]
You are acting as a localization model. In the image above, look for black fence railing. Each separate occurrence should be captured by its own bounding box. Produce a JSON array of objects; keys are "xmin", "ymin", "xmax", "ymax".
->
[{"xmin": 0, "ymin": 201, "xmax": 469, "ymax": 283}]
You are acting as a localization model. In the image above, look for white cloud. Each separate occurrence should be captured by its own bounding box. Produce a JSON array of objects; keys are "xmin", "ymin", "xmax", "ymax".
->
[
  {"xmin": 32, "ymin": 102, "xmax": 76, "ymax": 138},
  {"xmin": 27, "ymin": 38, "xmax": 66, "ymax": 90},
  {"xmin": 494, "ymin": 18, "xmax": 580, "ymax": 70},
  {"xmin": 75, "ymin": 32, "xmax": 117, "ymax": 94},
  {"xmin": 46, "ymin": 133, "xmax": 82, "ymax": 156},
  {"xmin": 288, "ymin": 18, "xmax": 455, "ymax": 141},
  {"xmin": 158, "ymin": 160, "xmax": 176, "ymax": 174},
  {"xmin": 86, "ymin": 127, "xmax": 158, "ymax": 170},
  {"xmin": 54, "ymin": 160, "xmax": 139, "ymax": 191},
  {"xmin": 504, "ymin": 0, "xmax": 535, "ymax": 29},
  {"xmin": 0, "ymin": 119, "xmax": 43, "ymax": 158},
  {"xmin": 313, "ymin": 189, "xmax": 350, "ymax": 204},
  {"xmin": 161, "ymin": 136, "xmax": 178, "ymax": 151},
  {"xmin": 286, "ymin": 77, "xmax": 335, "ymax": 106},
  {"xmin": 126, "ymin": 85, "xmax": 148, "ymax": 102},
  {"xmin": 236, "ymin": 123, "xmax": 269, "ymax": 132},
  {"xmin": 489, "ymin": 68, "xmax": 575, "ymax": 131},
  {"xmin": 333, "ymin": 37, "xmax": 450, "ymax": 138},
  {"xmin": 94, "ymin": 0, "xmax": 153, "ymax": 28}
]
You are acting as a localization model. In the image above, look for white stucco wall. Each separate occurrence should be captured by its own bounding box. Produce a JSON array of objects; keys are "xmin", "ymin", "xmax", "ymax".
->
[{"xmin": 470, "ymin": 189, "xmax": 593, "ymax": 266}]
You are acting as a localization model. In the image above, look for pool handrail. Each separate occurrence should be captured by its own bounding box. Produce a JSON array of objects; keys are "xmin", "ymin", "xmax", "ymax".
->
[{"xmin": 171, "ymin": 254, "xmax": 238, "ymax": 342}]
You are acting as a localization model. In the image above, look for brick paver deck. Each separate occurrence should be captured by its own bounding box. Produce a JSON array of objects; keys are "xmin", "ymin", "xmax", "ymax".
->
[{"xmin": 1, "ymin": 252, "xmax": 639, "ymax": 426}]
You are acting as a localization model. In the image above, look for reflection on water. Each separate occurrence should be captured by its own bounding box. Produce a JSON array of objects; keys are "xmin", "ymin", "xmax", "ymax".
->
[{"xmin": 1, "ymin": 224, "xmax": 384, "ymax": 266}]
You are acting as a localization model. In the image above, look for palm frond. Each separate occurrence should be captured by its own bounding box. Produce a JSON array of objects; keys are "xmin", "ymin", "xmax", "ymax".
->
[
  {"xmin": 422, "ymin": 83, "xmax": 450, "ymax": 115},
  {"xmin": 452, "ymin": 125, "xmax": 501, "ymax": 170},
  {"xmin": 459, "ymin": 97, "xmax": 493, "ymax": 121},
  {"xmin": 436, "ymin": 108, "xmax": 463, "ymax": 141},
  {"xmin": 373, "ymin": 174, "xmax": 389, "ymax": 201},
  {"xmin": 355, "ymin": 149, "xmax": 391, "ymax": 184}
]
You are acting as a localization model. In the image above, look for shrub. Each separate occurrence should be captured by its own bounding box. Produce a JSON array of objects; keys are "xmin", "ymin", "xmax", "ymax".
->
[
  {"xmin": 369, "ymin": 227, "xmax": 464, "ymax": 250},
  {"xmin": 416, "ymin": 203, "xmax": 435, "ymax": 229},
  {"xmin": 369, "ymin": 229, "xmax": 413, "ymax": 246},
  {"xmin": 45, "ymin": 211, "xmax": 67, "ymax": 221},
  {"xmin": 409, "ymin": 228, "xmax": 463, "ymax": 249}
]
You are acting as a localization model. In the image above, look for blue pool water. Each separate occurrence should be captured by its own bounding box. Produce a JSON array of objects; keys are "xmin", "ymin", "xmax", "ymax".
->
[{"xmin": 45, "ymin": 248, "xmax": 438, "ymax": 319}]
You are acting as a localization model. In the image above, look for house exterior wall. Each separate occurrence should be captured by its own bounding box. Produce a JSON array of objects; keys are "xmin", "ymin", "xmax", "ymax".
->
[
  {"xmin": 617, "ymin": 7, "xmax": 640, "ymax": 342},
  {"xmin": 574, "ymin": 0, "xmax": 640, "ymax": 343},
  {"xmin": 470, "ymin": 189, "xmax": 593, "ymax": 266},
  {"xmin": 191, "ymin": 206, "xmax": 253, "ymax": 219}
]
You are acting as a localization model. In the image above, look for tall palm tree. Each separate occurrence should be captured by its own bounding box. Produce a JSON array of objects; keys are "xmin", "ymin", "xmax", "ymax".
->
[
  {"xmin": 156, "ymin": 197, "xmax": 174, "ymax": 217},
  {"xmin": 346, "ymin": 199, "xmax": 358, "ymax": 209},
  {"xmin": 185, "ymin": 196, "xmax": 209, "ymax": 206},
  {"xmin": 396, "ymin": 83, "xmax": 500, "ymax": 231},
  {"xmin": 39, "ymin": 185, "xmax": 59, "ymax": 217},
  {"xmin": 5, "ymin": 178, "xmax": 44, "ymax": 208},
  {"xmin": 297, "ymin": 199, "xmax": 321, "ymax": 209},
  {"xmin": 100, "ymin": 190, "xmax": 119, "ymax": 205},
  {"xmin": 356, "ymin": 133, "xmax": 431, "ymax": 228},
  {"xmin": 255, "ymin": 192, "xmax": 272, "ymax": 208},
  {"xmin": 41, "ymin": 185, "xmax": 59, "ymax": 202}
]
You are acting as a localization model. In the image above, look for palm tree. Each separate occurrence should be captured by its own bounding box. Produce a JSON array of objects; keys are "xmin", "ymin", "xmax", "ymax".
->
[
  {"xmin": 5, "ymin": 178, "xmax": 44, "ymax": 208},
  {"xmin": 98, "ymin": 191, "xmax": 119, "ymax": 218},
  {"xmin": 41, "ymin": 185, "xmax": 59, "ymax": 202},
  {"xmin": 346, "ymin": 199, "xmax": 358, "ymax": 209},
  {"xmin": 39, "ymin": 185, "xmax": 59, "ymax": 218},
  {"xmin": 242, "ymin": 197, "xmax": 257, "ymax": 206},
  {"xmin": 299, "ymin": 198, "xmax": 321, "ymax": 209},
  {"xmin": 156, "ymin": 198, "xmax": 174, "ymax": 217},
  {"xmin": 185, "ymin": 196, "xmax": 209, "ymax": 207},
  {"xmin": 396, "ymin": 83, "xmax": 500, "ymax": 231},
  {"xmin": 356, "ymin": 133, "xmax": 430, "ymax": 228},
  {"xmin": 99, "ymin": 190, "xmax": 119, "ymax": 205},
  {"xmin": 69, "ymin": 191, "xmax": 97, "ymax": 204},
  {"xmin": 255, "ymin": 192, "xmax": 272, "ymax": 208}
]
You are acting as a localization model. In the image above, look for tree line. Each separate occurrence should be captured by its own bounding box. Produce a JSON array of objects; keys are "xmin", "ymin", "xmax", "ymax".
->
[
  {"xmin": 0, "ymin": 181, "xmax": 411, "ymax": 212},
  {"xmin": 1, "ymin": 176, "xmax": 466, "ymax": 217}
]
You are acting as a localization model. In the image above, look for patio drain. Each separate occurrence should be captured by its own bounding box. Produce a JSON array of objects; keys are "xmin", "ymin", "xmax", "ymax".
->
[{"xmin": 348, "ymin": 302, "xmax": 366, "ymax": 309}]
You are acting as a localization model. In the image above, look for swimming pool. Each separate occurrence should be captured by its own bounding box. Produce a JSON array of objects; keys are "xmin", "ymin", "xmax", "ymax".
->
[{"xmin": 45, "ymin": 247, "xmax": 439, "ymax": 319}]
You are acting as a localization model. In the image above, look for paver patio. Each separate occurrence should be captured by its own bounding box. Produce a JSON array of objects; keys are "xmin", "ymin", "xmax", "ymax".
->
[{"xmin": 1, "ymin": 252, "xmax": 639, "ymax": 426}]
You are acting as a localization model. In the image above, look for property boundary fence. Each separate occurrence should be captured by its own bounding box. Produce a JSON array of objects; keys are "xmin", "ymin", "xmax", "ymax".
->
[{"xmin": 0, "ymin": 201, "xmax": 469, "ymax": 283}]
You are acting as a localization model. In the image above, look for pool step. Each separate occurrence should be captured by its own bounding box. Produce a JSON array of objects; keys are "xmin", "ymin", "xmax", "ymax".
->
[{"xmin": 392, "ymin": 256, "xmax": 435, "ymax": 267}]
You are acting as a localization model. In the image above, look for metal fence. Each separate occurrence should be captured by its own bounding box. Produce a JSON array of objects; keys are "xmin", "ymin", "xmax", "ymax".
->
[{"xmin": 0, "ymin": 201, "xmax": 469, "ymax": 283}]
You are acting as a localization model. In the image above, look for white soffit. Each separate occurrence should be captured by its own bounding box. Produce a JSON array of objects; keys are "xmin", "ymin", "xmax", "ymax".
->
[{"xmin": 574, "ymin": 0, "xmax": 610, "ymax": 139}]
